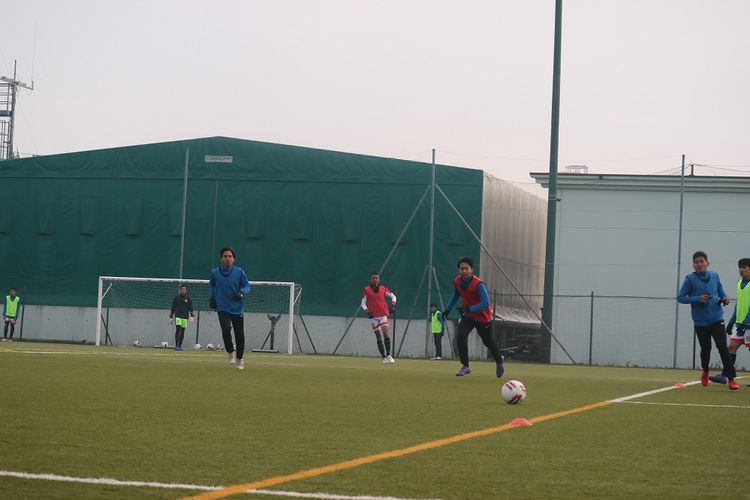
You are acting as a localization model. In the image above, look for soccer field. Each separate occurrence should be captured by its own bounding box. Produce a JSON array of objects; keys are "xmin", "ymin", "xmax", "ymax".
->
[{"xmin": 1, "ymin": 343, "xmax": 748, "ymax": 499}]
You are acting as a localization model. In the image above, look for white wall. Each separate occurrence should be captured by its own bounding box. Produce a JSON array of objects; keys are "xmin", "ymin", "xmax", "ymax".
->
[
  {"xmin": 533, "ymin": 174, "xmax": 750, "ymax": 369},
  {"xmin": 15, "ymin": 306, "xmax": 498, "ymax": 363}
]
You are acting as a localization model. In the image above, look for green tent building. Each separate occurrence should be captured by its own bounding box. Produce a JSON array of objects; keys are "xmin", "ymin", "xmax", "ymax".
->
[{"xmin": 0, "ymin": 137, "xmax": 545, "ymax": 359}]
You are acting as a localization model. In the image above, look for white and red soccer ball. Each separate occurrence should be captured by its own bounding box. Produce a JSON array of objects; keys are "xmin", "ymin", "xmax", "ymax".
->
[{"xmin": 501, "ymin": 380, "xmax": 527, "ymax": 404}]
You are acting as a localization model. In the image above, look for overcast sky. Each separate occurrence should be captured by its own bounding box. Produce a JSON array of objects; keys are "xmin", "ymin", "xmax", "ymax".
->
[{"xmin": 2, "ymin": 0, "xmax": 749, "ymax": 194}]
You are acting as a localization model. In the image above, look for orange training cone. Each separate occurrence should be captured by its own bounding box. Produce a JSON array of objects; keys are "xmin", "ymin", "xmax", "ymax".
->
[{"xmin": 510, "ymin": 417, "xmax": 532, "ymax": 426}]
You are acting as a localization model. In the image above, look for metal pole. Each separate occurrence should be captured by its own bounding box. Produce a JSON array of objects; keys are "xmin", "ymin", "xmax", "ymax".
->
[
  {"xmin": 195, "ymin": 310, "xmax": 201, "ymax": 345},
  {"xmin": 7, "ymin": 62, "xmax": 18, "ymax": 159},
  {"xmin": 436, "ymin": 185, "xmax": 576, "ymax": 364},
  {"xmin": 426, "ymin": 149, "xmax": 436, "ymax": 345},
  {"xmin": 211, "ymin": 179, "xmax": 219, "ymax": 267},
  {"xmin": 541, "ymin": 0, "xmax": 563, "ymax": 363},
  {"xmin": 395, "ymin": 264, "xmax": 429, "ymax": 357},
  {"xmin": 431, "ymin": 265, "xmax": 455, "ymax": 357},
  {"xmin": 178, "ymin": 147, "xmax": 189, "ymax": 280},
  {"xmin": 287, "ymin": 283, "xmax": 294, "ymax": 355},
  {"xmin": 588, "ymin": 291, "xmax": 594, "ymax": 365},
  {"xmin": 673, "ymin": 154, "xmax": 685, "ymax": 368},
  {"xmin": 333, "ymin": 185, "xmax": 432, "ymax": 355},
  {"xmin": 378, "ymin": 185, "xmax": 431, "ymax": 274},
  {"xmin": 95, "ymin": 276, "xmax": 103, "ymax": 346}
]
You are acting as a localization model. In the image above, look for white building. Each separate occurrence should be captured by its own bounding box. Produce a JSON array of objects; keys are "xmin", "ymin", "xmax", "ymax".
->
[{"xmin": 531, "ymin": 172, "xmax": 750, "ymax": 369}]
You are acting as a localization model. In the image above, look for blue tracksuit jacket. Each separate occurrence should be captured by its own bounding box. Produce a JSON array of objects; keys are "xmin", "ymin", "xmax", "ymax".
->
[
  {"xmin": 677, "ymin": 271, "xmax": 727, "ymax": 326},
  {"xmin": 209, "ymin": 265, "xmax": 251, "ymax": 315}
]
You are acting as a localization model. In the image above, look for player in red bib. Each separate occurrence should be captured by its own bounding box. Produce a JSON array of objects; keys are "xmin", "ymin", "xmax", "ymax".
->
[
  {"xmin": 361, "ymin": 272, "xmax": 397, "ymax": 364},
  {"xmin": 443, "ymin": 256, "xmax": 505, "ymax": 377}
]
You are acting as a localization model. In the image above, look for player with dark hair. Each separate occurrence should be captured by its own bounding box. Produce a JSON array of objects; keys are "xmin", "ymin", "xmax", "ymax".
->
[
  {"xmin": 443, "ymin": 257, "xmax": 505, "ymax": 377},
  {"xmin": 209, "ymin": 247, "xmax": 251, "ymax": 370},
  {"xmin": 169, "ymin": 284, "xmax": 195, "ymax": 351},
  {"xmin": 429, "ymin": 303, "xmax": 446, "ymax": 359},
  {"xmin": 1, "ymin": 288, "xmax": 21, "ymax": 342},
  {"xmin": 720, "ymin": 257, "xmax": 750, "ymax": 385},
  {"xmin": 677, "ymin": 250, "xmax": 738, "ymax": 390},
  {"xmin": 361, "ymin": 272, "xmax": 397, "ymax": 364}
]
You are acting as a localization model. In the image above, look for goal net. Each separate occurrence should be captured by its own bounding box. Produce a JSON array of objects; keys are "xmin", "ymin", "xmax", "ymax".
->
[{"xmin": 95, "ymin": 276, "xmax": 305, "ymax": 354}]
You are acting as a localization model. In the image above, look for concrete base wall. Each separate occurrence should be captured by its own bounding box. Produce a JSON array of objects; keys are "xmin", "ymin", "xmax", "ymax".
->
[{"xmin": 14, "ymin": 306, "xmax": 498, "ymax": 362}]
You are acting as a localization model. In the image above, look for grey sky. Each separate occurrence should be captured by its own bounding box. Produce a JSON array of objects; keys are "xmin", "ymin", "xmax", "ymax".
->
[{"xmin": 2, "ymin": 0, "xmax": 749, "ymax": 193}]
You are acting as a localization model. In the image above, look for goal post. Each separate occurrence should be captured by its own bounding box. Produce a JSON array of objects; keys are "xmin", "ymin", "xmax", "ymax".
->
[{"xmin": 96, "ymin": 276, "xmax": 302, "ymax": 354}]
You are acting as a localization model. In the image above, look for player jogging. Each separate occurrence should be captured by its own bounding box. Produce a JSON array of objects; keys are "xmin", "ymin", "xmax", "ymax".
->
[
  {"xmin": 209, "ymin": 247, "xmax": 251, "ymax": 370},
  {"xmin": 2, "ymin": 288, "xmax": 21, "ymax": 342},
  {"xmin": 443, "ymin": 256, "xmax": 505, "ymax": 378},
  {"xmin": 677, "ymin": 250, "xmax": 738, "ymax": 390},
  {"xmin": 723, "ymin": 258, "xmax": 750, "ymax": 385},
  {"xmin": 361, "ymin": 272, "xmax": 397, "ymax": 364},
  {"xmin": 169, "ymin": 284, "xmax": 195, "ymax": 351}
]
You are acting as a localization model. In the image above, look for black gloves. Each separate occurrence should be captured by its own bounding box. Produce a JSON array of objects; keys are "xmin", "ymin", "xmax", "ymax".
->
[
  {"xmin": 443, "ymin": 310, "xmax": 450, "ymax": 319},
  {"xmin": 737, "ymin": 324, "xmax": 746, "ymax": 334},
  {"xmin": 727, "ymin": 322, "xmax": 734, "ymax": 335},
  {"xmin": 209, "ymin": 298, "xmax": 216, "ymax": 309},
  {"xmin": 367, "ymin": 312, "xmax": 374, "ymax": 319},
  {"xmin": 388, "ymin": 304, "xmax": 395, "ymax": 314},
  {"xmin": 233, "ymin": 292, "xmax": 244, "ymax": 301}
]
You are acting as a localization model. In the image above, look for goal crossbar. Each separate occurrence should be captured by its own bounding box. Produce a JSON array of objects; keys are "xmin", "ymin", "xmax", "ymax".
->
[{"xmin": 96, "ymin": 276, "xmax": 300, "ymax": 353}]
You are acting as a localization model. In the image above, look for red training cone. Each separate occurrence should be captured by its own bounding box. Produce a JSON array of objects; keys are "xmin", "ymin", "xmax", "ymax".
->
[{"xmin": 510, "ymin": 417, "xmax": 532, "ymax": 426}]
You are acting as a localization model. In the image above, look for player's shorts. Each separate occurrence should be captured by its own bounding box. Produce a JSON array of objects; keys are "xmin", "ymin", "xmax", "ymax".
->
[
  {"xmin": 175, "ymin": 317, "xmax": 188, "ymax": 328},
  {"xmin": 3, "ymin": 317, "xmax": 16, "ymax": 324},
  {"xmin": 728, "ymin": 324, "xmax": 750, "ymax": 346},
  {"xmin": 369, "ymin": 316, "xmax": 389, "ymax": 330}
]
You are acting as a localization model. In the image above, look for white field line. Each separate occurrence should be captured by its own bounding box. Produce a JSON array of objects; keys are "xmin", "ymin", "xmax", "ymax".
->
[
  {"xmin": 244, "ymin": 491, "xmax": 441, "ymax": 500},
  {"xmin": 608, "ymin": 380, "xmax": 701, "ymax": 403},
  {"xmin": 0, "ymin": 470, "xmax": 440, "ymax": 500},
  {"xmin": 0, "ymin": 471, "xmax": 217, "ymax": 490},
  {"xmin": 620, "ymin": 401, "xmax": 750, "ymax": 409},
  {"xmin": 609, "ymin": 376, "xmax": 749, "ymax": 404},
  {"xmin": 2, "ymin": 354, "xmax": 740, "ymax": 498}
]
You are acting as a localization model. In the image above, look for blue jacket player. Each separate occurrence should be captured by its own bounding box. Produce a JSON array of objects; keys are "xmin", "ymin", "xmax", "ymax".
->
[
  {"xmin": 209, "ymin": 247, "xmax": 251, "ymax": 370},
  {"xmin": 678, "ymin": 250, "xmax": 738, "ymax": 390}
]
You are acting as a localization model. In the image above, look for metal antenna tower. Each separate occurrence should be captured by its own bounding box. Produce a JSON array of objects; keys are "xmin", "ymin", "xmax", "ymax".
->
[{"xmin": 0, "ymin": 60, "xmax": 35, "ymax": 160}]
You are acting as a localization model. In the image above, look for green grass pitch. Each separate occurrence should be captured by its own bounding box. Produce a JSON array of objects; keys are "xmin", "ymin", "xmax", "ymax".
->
[{"xmin": 1, "ymin": 343, "xmax": 748, "ymax": 499}]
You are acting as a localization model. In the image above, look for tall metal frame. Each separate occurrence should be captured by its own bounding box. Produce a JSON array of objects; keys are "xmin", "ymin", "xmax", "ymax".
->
[
  {"xmin": 332, "ymin": 151, "xmax": 575, "ymax": 363},
  {"xmin": 0, "ymin": 60, "xmax": 34, "ymax": 161}
]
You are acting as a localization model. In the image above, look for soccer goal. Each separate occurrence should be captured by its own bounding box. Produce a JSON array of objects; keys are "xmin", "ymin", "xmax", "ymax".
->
[{"xmin": 95, "ymin": 276, "xmax": 305, "ymax": 354}]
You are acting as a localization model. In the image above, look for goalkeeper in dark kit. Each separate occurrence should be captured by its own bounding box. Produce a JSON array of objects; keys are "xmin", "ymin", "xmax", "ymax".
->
[{"xmin": 169, "ymin": 284, "xmax": 195, "ymax": 350}]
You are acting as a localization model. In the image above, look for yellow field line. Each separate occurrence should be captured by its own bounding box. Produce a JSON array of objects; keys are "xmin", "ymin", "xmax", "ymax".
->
[{"xmin": 182, "ymin": 400, "xmax": 611, "ymax": 500}]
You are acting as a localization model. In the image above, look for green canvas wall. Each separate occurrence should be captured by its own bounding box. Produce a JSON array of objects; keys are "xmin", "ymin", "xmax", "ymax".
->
[{"xmin": 0, "ymin": 137, "xmax": 482, "ymax": 315}]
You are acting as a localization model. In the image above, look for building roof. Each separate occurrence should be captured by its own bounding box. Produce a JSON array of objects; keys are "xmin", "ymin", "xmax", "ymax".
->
[{"xmin": 530, "ymin": 172, "xmax": 750, "ymax": 193}]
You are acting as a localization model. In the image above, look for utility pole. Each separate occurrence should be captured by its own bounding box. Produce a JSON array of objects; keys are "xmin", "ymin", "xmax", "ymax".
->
[
  {"xmin": 541, "ymin": 0, "xmax": 563, "ymax": 362},
  {"xmin": 0, "ymin": 60, "xmax": 35, "ymax": 160}
]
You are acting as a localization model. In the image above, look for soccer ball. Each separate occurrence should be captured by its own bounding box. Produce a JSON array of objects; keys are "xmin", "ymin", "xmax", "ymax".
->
[
  {"xmin": 133, "ymin": 340, "xmax": 142, "ymax": 348},
  {"xmin": 194, "ymin": 343, "xmax": 202, "ymax": 350},
  {"xmin": 206, "ymin": 343, "xmax": 215, "ymax": 351},
  {"xmin": 501, "ymin": 380, "xmax": 527, "ymax": 404},
  {"xmin": 160, "ymin": 341, "xmax": 169, "ymax": 348}
]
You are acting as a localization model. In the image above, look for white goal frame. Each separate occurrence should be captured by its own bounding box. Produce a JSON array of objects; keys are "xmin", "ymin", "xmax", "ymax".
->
[{"xmin": 96, "ymin": 276, "xmax": 300, "ymax": 353}]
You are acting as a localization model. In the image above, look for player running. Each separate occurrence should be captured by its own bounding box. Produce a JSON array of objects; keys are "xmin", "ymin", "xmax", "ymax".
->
[
  {"xmin": 209, "ymin": 247, "xmax": 251, "ymax": 370},
  {"xmin": 677, "ymin": 250, "xmax": 738, "ymax": 390},
  {"xmin": 361, "ymin": 272, "xmax": 397, "ymax": 364},
  {"xmin": 443, "ymin": 256, "xmax": 505, "ymax": 378},
  {"xmin": 724, "ymin": 258, "xmax": 750, "ymax": 385}
]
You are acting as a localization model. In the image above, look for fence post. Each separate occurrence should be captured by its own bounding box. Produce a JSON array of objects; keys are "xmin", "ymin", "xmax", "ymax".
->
[{"xmin": 588, "ymin": 291, "xmax": 594, "ymax": 365}]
